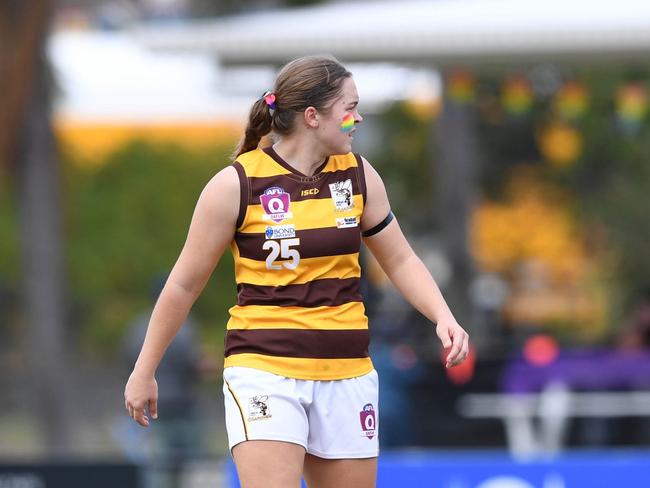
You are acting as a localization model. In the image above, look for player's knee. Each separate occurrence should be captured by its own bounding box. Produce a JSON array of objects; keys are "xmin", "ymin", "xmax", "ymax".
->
[{"xmin": 233, "ymin": 440, "xmax": 305, "ymax": 488}]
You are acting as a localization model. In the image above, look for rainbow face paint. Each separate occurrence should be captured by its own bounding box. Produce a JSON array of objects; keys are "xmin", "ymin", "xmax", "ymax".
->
[{"xmin": 340, "ymin": 113, "xmax": 355, "ymax": 133}]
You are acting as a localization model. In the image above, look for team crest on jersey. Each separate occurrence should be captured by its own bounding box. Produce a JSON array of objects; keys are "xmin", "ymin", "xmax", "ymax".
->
[
  {"xmin": 359, "ymin": 403, "xmax": 376, "ymax": 439},
  {"xmin": 248, "ymin": 395, "xmax": 272, "ymax": 422},
  {"xmin": 329, "ymin": 179, "xmax": 354, "ymax": 211},
  {"xmin": 260, "ymin": 187, "xmax": 293, "ymax": 223}
]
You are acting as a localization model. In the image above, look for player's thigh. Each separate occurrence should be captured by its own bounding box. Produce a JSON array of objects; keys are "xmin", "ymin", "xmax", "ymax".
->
[
  {"xmin": 233, "ymin": 440, "xmax": 306, "ymax": 488},
  {"xmin": 303, "ymin": 453, "xmax": 377, "ymax": 488}
]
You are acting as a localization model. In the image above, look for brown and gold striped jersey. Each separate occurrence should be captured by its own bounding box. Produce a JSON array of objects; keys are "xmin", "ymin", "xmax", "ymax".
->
[{"xmin": 224, "ymin": 146, "xmax": 372, "ymax": 380}]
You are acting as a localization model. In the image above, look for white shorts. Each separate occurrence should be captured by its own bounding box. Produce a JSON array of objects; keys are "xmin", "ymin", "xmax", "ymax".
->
[{"xmin": 222, "ymin": 366, "xmax": 379, "ymax": 459}]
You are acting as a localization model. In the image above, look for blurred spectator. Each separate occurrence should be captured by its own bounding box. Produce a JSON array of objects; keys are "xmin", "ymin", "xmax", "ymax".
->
[
  {"xmin": 114, "ymin": 276, "xmax": 205, "ymax": 488},
  {"xmin": 371, "ymin": 338, "xmax": 426, "ymax": 448},
  {"xmin": 617, "ymin": 288, "xmax": 650, "ymax": 350}
]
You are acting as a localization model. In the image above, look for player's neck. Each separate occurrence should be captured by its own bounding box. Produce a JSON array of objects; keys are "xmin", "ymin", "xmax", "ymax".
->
[{"xmin": 272, "ymin": 138, "xmax": 327, "ymax": 177}]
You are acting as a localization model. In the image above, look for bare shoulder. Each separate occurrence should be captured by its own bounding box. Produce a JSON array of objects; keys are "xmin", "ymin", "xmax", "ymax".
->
[
  {"xmin": 358, "ymin": 154, "xmax": 388, "ymax": 202},
  {"xmin": 358, "ymin": 155, "xmax": 391, "ymax": 232},
  {"xmin": 195, "ymin": 164, "xmax": 240, "ymax": 227},
  {"xmin": 203, "ymin": 165, "xmax": 239, "ymax": 198},
  {"xmin": 359, "ymin": 154, "xmax": 382, "ymax": 183},
  {"xmin": 167, "ymin": 164, "xmax": 240, "ymax": 291}
]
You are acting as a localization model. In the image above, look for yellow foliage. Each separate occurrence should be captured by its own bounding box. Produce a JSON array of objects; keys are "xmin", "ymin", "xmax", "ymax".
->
[
  {"xmin": 55, "ymin": 117, "xmax": 242, "ymax": 164},
  {"xmin": 404, "ymin": 98, "xmax": 442, "ymax": 122},
  {"xmin": 537, "ymin": 122, "xmax": 582, "ymax": 167},
  {"xmin": 471, "ymin": 167, "xmax": 608, "ymax": 335},
  {"xmin": 471, "ymin": 172, "xmax": 584, "ymax": 283}
]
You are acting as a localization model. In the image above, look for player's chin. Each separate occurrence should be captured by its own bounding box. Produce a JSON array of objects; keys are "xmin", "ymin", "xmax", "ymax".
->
[
  {"xmin": 340, "ymin": 136, "xmax": 354, "ymax": 153},
  {"xmin": 327, "ymin": 135, "xmax": 353, "ymax": 155}
]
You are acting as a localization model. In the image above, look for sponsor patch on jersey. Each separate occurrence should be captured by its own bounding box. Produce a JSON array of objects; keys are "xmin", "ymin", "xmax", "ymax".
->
[
  {"xmin": 301, "ymin": 188, "xmax": 320, "ymax": 197},
  {"xmin": 265, "ymin": 224, "xmax": 296, "ymax": 239},
  {"xmin": 336, "ymin": 216, "xmax": 358, "ymax": 229},
  {"xmin": 260, "ymin": 187, "xmax": 293, "ymax": 223},
  {"xmin": 329, "ymin": 179, "xmax": 354, "ymax": 211},
  {"xmin": 248, "ymin": 395, "xmax": 272, "ymax": 422},
  {"xmin": 359, "ymin": 403, "xmax": 376, "ymax": 439}
]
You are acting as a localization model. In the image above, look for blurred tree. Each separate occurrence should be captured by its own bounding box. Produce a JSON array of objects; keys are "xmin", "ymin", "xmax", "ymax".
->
[
  {"xmin": 64, "ymin": 141, "xmax": 236, "ymax": 354},
  {"xmin": 474, "ymin": 68, "xmax": 650, "ymax": 337},
  {"xmin": 565, "ymin": 69, "xmax": 650, "ymax": 312},
  {"xmin": 0, "ymin": 0, "xmax": 73, "ymax": 453},
  {"xmin": 433, "ymin": 85, "xmax": 481, "ymax": 340},
  {"xmin": 369, "ymin": 101, "xmax": 434, "ymax": 230}
]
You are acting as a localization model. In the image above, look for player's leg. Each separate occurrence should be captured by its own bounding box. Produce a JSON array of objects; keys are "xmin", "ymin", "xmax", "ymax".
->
[
  {"xmin": 304, "ymin": 369, "xmax": 380, "ymax": 487},
  {"xmin": 233, "ymin": 440, "xmax": 306, "ymax": 488},
  {"xmin": 222, "ymin": 366, "xmax": 311, "ymax": 488},
  {"xmin": 303, "ymin": 454, "xmax": 377, "ymax": 488}
]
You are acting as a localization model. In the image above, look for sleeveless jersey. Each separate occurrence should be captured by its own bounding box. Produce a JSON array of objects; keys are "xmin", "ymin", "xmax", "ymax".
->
[{"xmin": 224, "ymin": 146, "xmax": 372, "ymax": 380}]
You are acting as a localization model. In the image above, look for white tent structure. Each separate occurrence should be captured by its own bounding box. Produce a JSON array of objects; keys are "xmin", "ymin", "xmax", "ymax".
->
[{"xmin": 133, "ymin": 0, "xmax": 650, "ymax": 67}]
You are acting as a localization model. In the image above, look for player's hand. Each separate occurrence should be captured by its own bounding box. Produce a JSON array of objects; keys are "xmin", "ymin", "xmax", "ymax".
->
[
  {"xmin": 436, "ymin": 317, "xmax": 470, "ymax": 368},
  {"xmin": 124, "ymin": 371, "xmax": 158, "ymax": 427}
]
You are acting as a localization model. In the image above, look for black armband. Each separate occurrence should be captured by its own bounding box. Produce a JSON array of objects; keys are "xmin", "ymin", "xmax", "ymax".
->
[{"xmin": 362, "ymin": 211, "xmax": 394, "ymax": 237}]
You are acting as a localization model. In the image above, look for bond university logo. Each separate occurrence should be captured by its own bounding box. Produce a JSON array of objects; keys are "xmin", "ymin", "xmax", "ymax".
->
[
  {"xmin": 329, "ymin": 179, "xmax": 354, "ymax": 211},
  {"xmin": 260, "ymin": 187, "xmax": 292, "ymax": 223},
  {"xmin": 265, "ymin": 224, "xmax": 296, "ymax": 240},
  {"xmin": 248, "ymin": 395, "xmax": 272, "ymax": 422},
  {"xmin": 359, "ymin": 403, "xmax": 376, "ymax": 439}
]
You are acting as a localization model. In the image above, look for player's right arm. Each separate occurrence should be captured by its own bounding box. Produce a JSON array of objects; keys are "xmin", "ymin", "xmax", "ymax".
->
[
  {"xmin": 124, "ymin": 165, "xmax": 239, "ymax": 427},
  {"xmin": 360, "ymin": 156, "xmax": 469, "ymax": 368}
]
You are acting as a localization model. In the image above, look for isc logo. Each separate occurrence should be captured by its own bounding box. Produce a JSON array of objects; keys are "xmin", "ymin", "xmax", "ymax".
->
[{"xmin": 300, "ymin": 188, "xmax": 319, "ymax": 196}]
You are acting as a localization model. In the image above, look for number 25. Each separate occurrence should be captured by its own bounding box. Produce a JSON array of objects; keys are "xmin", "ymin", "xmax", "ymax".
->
[{"xmin": 262, "ymin": 238, "xmax": 301, "ymax": 270}]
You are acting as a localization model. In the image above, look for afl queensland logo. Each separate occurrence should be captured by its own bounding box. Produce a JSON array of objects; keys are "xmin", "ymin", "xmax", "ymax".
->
[
  {"xmin": 260, "ymin": 186, "xmax": 293, "ymax": 223},
  {"xmin": 359, "ymin": 403, "xmax": 376, "ymax": 439}
]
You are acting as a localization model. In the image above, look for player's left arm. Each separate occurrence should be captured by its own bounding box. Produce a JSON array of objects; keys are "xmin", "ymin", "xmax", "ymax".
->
[{"xmin": 359, "ymin": 156, "xmax": 469, "ymax": 368}]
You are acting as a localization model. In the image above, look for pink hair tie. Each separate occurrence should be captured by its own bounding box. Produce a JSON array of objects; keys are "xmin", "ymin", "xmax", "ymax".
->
[{"xmin": 262, "ymin": 91, "xmax": 277, "ymax": 114}]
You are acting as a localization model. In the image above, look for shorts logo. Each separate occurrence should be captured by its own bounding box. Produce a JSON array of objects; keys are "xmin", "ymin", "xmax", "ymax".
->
[
  {"xmin": 359, "ymin": 403, "xmax": 376, "ymax": 439},
  {"xmin": 329, "ymin": 179, "xmax": 354, "ymax": 211},
  {"xmin": 248, "ymin": 395, "xmax": 272, "ymax": 422},
  {"xmin": 260, "ymin": 187, "xmax": 293, "ymax": 223},
  {"xmin": 265, "ymin": 224, "xmax": 296, "ymax": 239}
]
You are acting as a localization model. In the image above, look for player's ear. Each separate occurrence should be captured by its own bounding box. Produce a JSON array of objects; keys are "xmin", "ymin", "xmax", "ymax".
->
[{"xmin": 304, "ymin": 107, "xmax": 319, "ymax": 128}]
